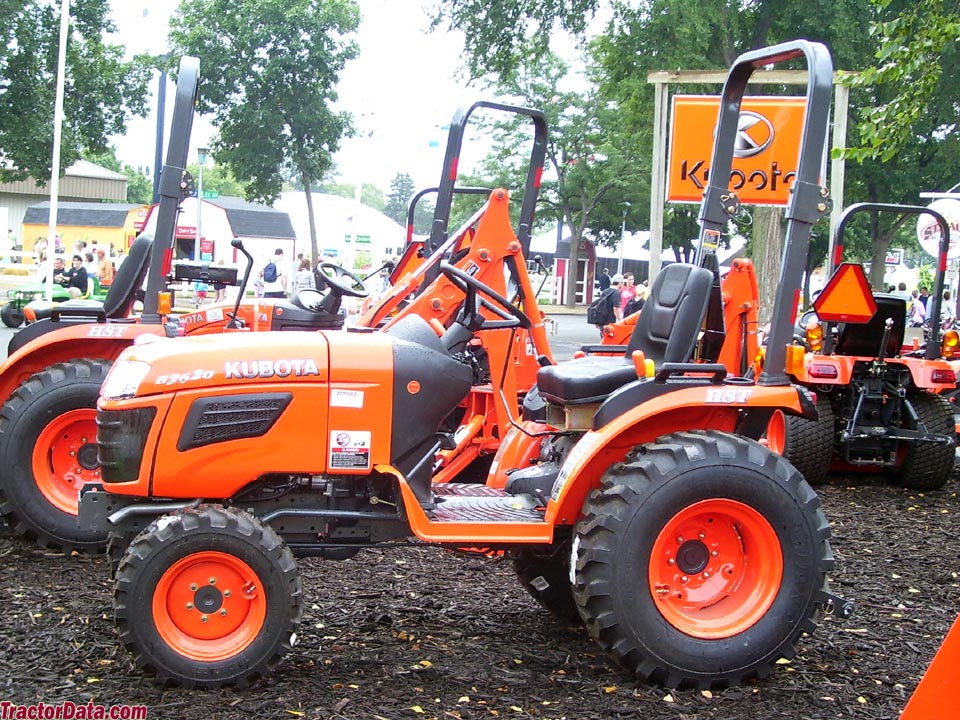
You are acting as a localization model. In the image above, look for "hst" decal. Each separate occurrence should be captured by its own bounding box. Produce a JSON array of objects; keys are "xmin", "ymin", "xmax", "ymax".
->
[
  {"xmin": 225, "ymin": 359, "xmax": 320, "ymax": 379},
  {"xmin": 704, "ymin": 387, "xmax": 753, "ymax": 403}
]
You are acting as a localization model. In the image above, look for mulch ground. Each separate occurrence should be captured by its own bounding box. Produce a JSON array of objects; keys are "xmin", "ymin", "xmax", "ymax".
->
[{"xmin": 0, "ymin": 474, "xmax": 957, "ymax": 720}]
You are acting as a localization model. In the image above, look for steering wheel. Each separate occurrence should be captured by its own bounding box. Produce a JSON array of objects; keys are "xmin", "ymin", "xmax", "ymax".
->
[
  {"xmin": 294, "ymin": 288, "xmax": 327, "ymax": 311},
  {"xmin": 318, "ymin": 262, "xmax": 369, "ymax": 298},
  {"xmin": 439, "ymin": 262, "xmax": 531, "ymax": 329}
]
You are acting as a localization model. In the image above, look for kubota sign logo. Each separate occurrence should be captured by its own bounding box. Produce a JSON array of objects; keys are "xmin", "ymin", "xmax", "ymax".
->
[
  {"xmin": 733, "ymin": 111, "xmax": 775, "ymax": 158},
  {"xmin": 667, "ymin": 96, "xmax": 806, "ymax": 205}
]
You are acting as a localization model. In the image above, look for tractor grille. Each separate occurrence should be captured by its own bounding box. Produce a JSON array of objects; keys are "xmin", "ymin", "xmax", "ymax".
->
[
  {"xmin": 97, "ymin": 407, "xmax": 157, "ymax": 483},
  {"xmin": 177, "ymin": 393, "xmax": 292, "ymax": 451}
]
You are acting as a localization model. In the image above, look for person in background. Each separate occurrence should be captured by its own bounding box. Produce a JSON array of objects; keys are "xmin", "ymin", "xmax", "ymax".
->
[
  {"xmin": 83, "ymin": 251, "xmax": 98, "ymax": 278},
  {"xmin": 909, "ymin": 289, "xmax": 926, "ymax": 327},
  {"xmin": 293, "ymin": 258, "xmax": 317, "ymax": 294},
  {"xmin": 619, "ymin": 272, "xmax": 637, "ymax": 316},
  {"xmin": 259, "ymin": 248, "xmax": 287, "ymax": 299},
  {"xmin": 213, "ymin": 259, "xmax": 228, "ymax": 303},
  {"xmin": 941, "ymin": 290, "xmax": 956, "ymax": 324},
  {"xmin": 594, "ymin": 275, "xmax": 623, "ymax": 337},
  {"xmin": 918, "ymin": 286, "xmax": 930, "ymax": 311},
  {"xmin": 33, "ymin": 236, "xmax": 48, "ymax": 263},
  {"xmin": 598, "ymin": 267, "xmax": 611, "ymax": 291},
  {"xmin": 59, "ymin": 255, "xmax": 89, "ymax": 298},
  {"xmin": 97, "ymin": 248, "xmax": 115, "ymax": 287}
]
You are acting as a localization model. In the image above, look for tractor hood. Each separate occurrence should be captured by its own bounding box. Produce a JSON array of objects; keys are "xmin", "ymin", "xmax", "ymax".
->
[{"xmin": 100, "ymin": 330, "xmax": 398, "ymax": 401}]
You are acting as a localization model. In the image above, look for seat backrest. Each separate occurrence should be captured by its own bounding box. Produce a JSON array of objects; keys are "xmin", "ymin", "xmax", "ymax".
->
[
  {"xmin": 834, "ymin": 293, "xmax": 906, "ymax": 357},
  {"xmin": 102, "ymin": 233, "xmax": 153, "ymax": 319},
  {"xmin": 625, "ymin": 263, "xmax": 713, "ymax": 365}
]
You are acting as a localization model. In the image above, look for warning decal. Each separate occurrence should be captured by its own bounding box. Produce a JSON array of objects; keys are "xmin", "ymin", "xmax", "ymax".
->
[{"xmin": 329, "ymin": 430, "xmax": 371, "ymax": 470}]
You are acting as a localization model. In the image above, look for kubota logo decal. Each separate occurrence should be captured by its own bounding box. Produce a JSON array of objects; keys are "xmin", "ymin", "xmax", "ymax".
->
[
  {"xmin": 733, "ymin": 111, "xmax": 774, "ymax": 158},
  {"xmin": 225, "ymin": 359, "xmax": 320, "ymax": 379}
]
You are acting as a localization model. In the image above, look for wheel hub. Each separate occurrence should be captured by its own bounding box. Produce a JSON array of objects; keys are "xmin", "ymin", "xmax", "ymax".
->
[
  {"xmin": 676, "ymin": 539, "xmax": 710, "ymax": 574},
  {"xmin": 77, "ymin": 443, "xmax": 99, "ymax": 471},
  {"xmin": 193, "ymin": 585, "xmax": 224, "ymax": 614}
]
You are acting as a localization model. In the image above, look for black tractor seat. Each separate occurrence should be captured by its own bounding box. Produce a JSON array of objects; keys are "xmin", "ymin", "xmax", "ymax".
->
[{"xmin": 537, "ymin": 263, "xmax": 714, "ymax": 405}]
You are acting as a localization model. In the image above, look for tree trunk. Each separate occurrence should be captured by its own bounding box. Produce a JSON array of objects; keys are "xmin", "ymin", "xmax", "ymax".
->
[
  {"xmin": 753, "ymin": 206, "xmax": 784, "ymax": 328},
  {"xmin": 303, "ymin": 172, "xmax": 319, "ymax": 263},
  {"xmin": 565, "ymin": 225, "xmax": 580, "ymax": 307}
]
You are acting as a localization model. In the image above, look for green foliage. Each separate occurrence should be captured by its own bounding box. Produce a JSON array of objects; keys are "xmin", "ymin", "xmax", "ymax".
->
[
  {"xmin": 477, "ymin": 49, "xmax": 647, "ymax": 304},
  {"xmin": 844, "ymin": 0, "xmax": 960, "ymax": 162},
  {"xmin": 430, "ymin": 0, "xmax": 601, "ymax": 78},
  {"xmin": 0, "ymin": 0, "xmax": 152, "ymax": 184},
  {"xmin": 122, "ymin": 166, "xmax": 153, "ymax": 205},
  {"xmin": 191, "ymin": 162, "xmax": 250, "ymax": 200},
  {"xmin": 384, "ymin": 172, "xmax": 417, "ymax": 224},
  {"xmin": 84, "ymin": 148, "xmax": 153, "ymax": 205},
  {"xmin": 318, "ymin": 181, "xmax": 387, "ymax": 212},
  {"xmin": 168, "ymin": 0, "xmax": 360, "ymax": 203}
]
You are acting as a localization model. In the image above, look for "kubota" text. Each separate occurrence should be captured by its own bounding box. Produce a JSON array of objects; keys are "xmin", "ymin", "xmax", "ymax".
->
[{"xmin": 225, "ymin": 359, "xmax": 320, "ymax": 380}]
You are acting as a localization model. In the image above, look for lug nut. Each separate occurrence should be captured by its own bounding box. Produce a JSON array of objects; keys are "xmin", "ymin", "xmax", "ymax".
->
[
  {"xmin": 219, "ymin": 609, "xmax": 227, "ymax": 617},
  {"xmin": 200, "ymin": 615, "xmax": 208, "ymax": 623},
  {"xmin": 677, "ymin": 536, "xmax": 684, "ymax": 544},
  {"xmin": 667, "ymin": 558, "xmax": 675, "ymax": 566},
  {"xmin": 208, "ymin": 577, "xmax": 217, "ymax": 585},
  {"xmin": 185, "ymin": 602, "xmax": 193, "ymax": 610},
  {"xmin": 712, "ymin": 550, "xmax": 719, "ymax": 557},
  {"xmin": 189, "ymin": 583, "xmax": 198, "ymax": 591},
  {"xmin": 699, "ymin": 533, "xmax": 705, "ymax": 539},
  {"xmin": 223, "ymin": 589, "xmax": 232, "ymax": 598},
  {"xmin": 681, "ymin": 575, "xmax": 688, "ymax": 583}
]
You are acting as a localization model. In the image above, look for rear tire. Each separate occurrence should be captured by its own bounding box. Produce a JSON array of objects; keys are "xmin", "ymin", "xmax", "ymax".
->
[
  {"xmin": 1, "ymin": 303, "xmax": 24, "ymax": 328},
  {"xmin": 114, "ymin": 505, "xmax": 302, "ymax": 688},
  {"xmin": 768, "ymin": 392, "xmax": 834, "ymax": 485},
  {"xmin": 890, "ymin": 391, "xmax": 956, "ymax": 491},
  {"xmin": 0, "ymin": 359, "xmax": 112, "ymax": 552},
  {"xmin": 510, "ymin": 540, "xmax": 580, "ymax": 623},
  {"xmin": 573, "ymin": 430, "xmax": 833, "ymax": 690}
]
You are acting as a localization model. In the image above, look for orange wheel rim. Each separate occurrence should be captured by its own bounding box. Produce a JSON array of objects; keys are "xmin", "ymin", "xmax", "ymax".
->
[
  {"xmin": 153, "ymin": 551, "xmax": 267, "ymax": 661},
  {"xmin": 32, "ymin": 408, "xmax": 100, "ymax": 516},
  {"xmin": 764, "ymin": 410, "xmax": 786, "ymax": 453},
  {"xmin": 649, "ymin": 498, "xmax": 783, "ymax": 639}
]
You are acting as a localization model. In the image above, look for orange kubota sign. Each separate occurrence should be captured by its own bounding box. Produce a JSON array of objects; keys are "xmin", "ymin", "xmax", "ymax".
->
[{"xmin": 668, "ymin": 96, "xmax": 806, "ymax": 205}]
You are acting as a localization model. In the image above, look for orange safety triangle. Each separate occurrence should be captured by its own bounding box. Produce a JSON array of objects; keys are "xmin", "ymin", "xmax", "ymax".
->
[{"xmin": 813, "ymin": 263, "xmax": 877, "ymax": 323}]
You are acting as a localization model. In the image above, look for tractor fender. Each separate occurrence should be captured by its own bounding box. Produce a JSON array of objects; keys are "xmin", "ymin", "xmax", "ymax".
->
[
  {"xmin": 544, "ymin": 383, "xmax": 811, "ymax": 527},
  {"xmin": 0, "ymin": 323, "xmax": 166, "ymax": 404}
]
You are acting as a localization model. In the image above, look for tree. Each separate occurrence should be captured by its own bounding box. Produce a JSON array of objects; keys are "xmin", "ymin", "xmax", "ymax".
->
[
  {"xmin": 479, "ymin": 50, "xmax": 648, "ymax": 306},
  {"xmin": 168, "ymin": 0, "xmax": 361, "ymax": 265},
  {"xmin": 319, "ymin": 181, "xmax": 387, "ymax": 212},
  {"xmin": 0, "ymin": 0, "xmax": 152, "ymax": 184},
  {"xmin": 384, "ymin": 172, "xmax": 417, "ymax": 224},
  {"xmin": 85, "ymin": 149, "xmax": 154, "ymax": 205},
  {"xmin": 845, "ymin": 0, "xmax": 960, "ymax": 163},
  {"xmin": 430, "ymin": 0, "xmax": 601, "ymax": 78}
]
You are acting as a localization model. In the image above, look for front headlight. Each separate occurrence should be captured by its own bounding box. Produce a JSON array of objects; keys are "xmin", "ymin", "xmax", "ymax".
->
[{"xmin": 101, "ymin": 360, "xmax": 151, "ymax": 400}]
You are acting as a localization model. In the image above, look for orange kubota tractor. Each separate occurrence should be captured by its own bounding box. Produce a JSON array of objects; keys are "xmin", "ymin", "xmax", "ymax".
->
[
  {"xmin": 773, "ymin": 203, "xmax": 957, "ymax": 490},
  {"xmin": 0, "ymin": 57, "xmax": 370, "ymax": 553},
  {"xmin": 81, "ymin": 40, "xmax": 851, "ymax": 689}
]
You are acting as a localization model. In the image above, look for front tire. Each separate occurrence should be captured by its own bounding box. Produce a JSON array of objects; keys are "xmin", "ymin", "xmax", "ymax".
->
[
  {"xmin": 114, "ymin": 505, "xmax": 302, "ymax": 688},
  {"xmin": 573, "ymin": 430, "xmax": 833, "ymax": 690},
  {"xmin": 0, "ymin": 359, "xmax": 112, "ymax": 552},
  {"xmin": 1, "ymin": 303, "xmax": 24, "ymax": 328}
]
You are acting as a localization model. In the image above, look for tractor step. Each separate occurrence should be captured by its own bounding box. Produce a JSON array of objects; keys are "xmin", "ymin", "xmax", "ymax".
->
[{"xmin": 428, "ymin": 484, "xmax": 544, "ymax": 523}]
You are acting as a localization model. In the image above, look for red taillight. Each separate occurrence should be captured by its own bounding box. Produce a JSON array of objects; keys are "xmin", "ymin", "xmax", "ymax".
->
[
  {"xmin": 808, "ymin": 363, "xmax": 839, "ymax": 379},
  {"xmin": 931, "ymin": 369, "xmax": 956, "ymax": 384}
]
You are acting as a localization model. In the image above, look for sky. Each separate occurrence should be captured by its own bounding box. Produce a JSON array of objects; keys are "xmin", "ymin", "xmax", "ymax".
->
[{"xmin": 107, "ymin": 0, "xmax": 478, "ymax": 193}]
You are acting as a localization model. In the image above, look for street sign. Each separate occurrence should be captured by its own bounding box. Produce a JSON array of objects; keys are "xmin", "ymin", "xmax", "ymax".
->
[{"xmin": 201, "ymin": 190, "xmax": 219, "ymax": 199}]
